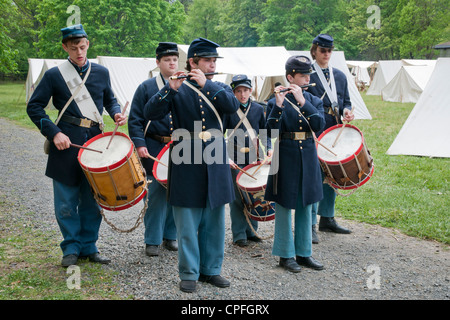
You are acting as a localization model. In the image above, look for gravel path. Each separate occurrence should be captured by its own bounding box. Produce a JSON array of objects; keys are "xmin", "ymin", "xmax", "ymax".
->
[{"xmin": 1, "ymin": 118, "xmax": 448, "ymax": 301}]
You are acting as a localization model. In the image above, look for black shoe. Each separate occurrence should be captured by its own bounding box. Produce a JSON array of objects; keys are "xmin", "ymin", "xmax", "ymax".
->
[
  {"xmin": 234, "ymin": 239, "xmax": 248, "ymax": 247},
  {"xmin": 198, "ymin": 274, "xmax": 230, "ymax": 288},
  {"xmin": 145, "ymin": 244, "xmax": 160, "ymax": 256},
  {"xmin": 319, "ymin": 217, "xmax": 352, "ymax": 234},
  {"xmin": 163, "ymin": 239, "xmax": 178, "ymax": 251},
  {"xmin": 279, "ymin": 257, "xmax": 302, "ymax": 273},
  {"xmin": 61, "ymin": 254, "xmax": 78, "ymax": 267},
  {"xmin": 312, "ymin": 224, "xmax": 319, "ymax": 244},
  {"xmin": 180, "ymin": 280, "xmax": 197, "ymax": 293},
  {"xmin": 247, "ymin": 236, "xmax": 262, "ymax": 243},
  {"xmin": 296, "ymin": 256, "xmax": 324, "ymax": 270},
  {"xmin": 79, "ymin": 253, "xmax": 111, "ymax": 264}
]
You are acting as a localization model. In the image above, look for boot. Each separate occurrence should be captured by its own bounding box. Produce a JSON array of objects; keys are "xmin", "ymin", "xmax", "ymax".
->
[{"xmin": 319, "ymin": 217, "xmax": 351, "ymax": 234}]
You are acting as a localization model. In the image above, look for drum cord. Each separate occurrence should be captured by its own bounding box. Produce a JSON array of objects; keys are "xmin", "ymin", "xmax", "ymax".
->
[
  {"xmin": 237, "ymin": 188, "xmax": 274, "ymax": 241},
  {"xmin": 98, "ymin": 180, "xmax": 150, "ymax": 233}
]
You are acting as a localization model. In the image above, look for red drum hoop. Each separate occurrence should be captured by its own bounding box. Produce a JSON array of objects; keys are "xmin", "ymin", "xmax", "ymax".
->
[{"xmin": 317, "ymin": 124, "xmax": 374, "ymax": 190}]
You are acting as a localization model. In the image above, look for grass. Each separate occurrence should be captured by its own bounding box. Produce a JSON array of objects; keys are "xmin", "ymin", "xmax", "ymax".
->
[
  {"xmin": 335, "ymin": 94, "xmax": 449, "ymax": 244},
  {"xmin": 0, "ymin": 81, "xmax": 449, "ymax": 299},
  {"xmin": 0, "ymin": 195, "xmax": 125, "ymax": 300}
]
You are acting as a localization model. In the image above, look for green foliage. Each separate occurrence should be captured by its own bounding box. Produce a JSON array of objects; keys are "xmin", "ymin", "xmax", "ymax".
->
[{"xmin": 2, "ymin": 0, "xmax": 450, "ymax": 79}]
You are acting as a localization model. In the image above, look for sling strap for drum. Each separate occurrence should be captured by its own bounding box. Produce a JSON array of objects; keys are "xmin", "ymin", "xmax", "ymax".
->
[
  {"xmin": 314, "ymin": 62, "xmax": 338, "ymax": 108},
  {"xmin": 44, "ymin": 63, "xmax": 92, "ymax": 154},
  {"xmin": 226, "ymin": 102, "xmax": 260, "ymax": 158},
  {"xmin": 143, "ymin": 73, "xmax": 166, "ymax": 137},
  {"xmin": 58, "ymin": 60, "xmax": 104, "ymax": 130}
]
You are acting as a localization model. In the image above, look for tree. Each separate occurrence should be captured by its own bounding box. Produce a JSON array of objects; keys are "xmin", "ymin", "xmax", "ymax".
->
[
  {"xmin": 34, "ymin": 0, "xmax": 186, "ymax": 58},
  {"xmin": 218, "ymin": 0, "xmax": 266, "ymax": 47},
  {"xmin": 0, "ymin": 0, "xmax": 19, "ymax": 74},
  {"xmin": 183, "ymin": 0, "xmax": 225, "ymax": 43},
  {"xmin": 397, "ymin": 0, "xmax": 450, "ymax": 58}
]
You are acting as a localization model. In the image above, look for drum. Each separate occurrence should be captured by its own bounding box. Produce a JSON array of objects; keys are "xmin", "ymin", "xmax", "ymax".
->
[
  {"xmin": 152, "ymin": 141, "xmax": 172, "ymax": 188},
  {"xmin": 78, "ymin": 132, "xmax": 147, "ymax": 211},
  {"xmin": 236, "ymin": 162, "xmax": 275, "ymax": 222},
  {"xmin": 317, "ymin": 124, "xmax": 374, "ymax": 190}
]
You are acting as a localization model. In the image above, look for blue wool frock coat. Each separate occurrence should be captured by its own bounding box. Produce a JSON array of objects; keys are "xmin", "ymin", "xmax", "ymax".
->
[
  {"xmin": 144, "ymin": 79, "xmax": 240, "ymax": 209},
  {"xmin": 27, "ymin": 60, "xmax": 121, "ymax": 186},
  {"xmin": 265, "ymin": 91, "xmax": 325, "ymax": 209}
]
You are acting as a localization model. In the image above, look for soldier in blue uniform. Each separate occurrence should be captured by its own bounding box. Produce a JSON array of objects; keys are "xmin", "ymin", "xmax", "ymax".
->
[
  {"xmin": 128, "ymin": 42, "xmax": 179, "ymax": 257},
  {"xmin": 144, "ymin": 38, "xmax": 240, "ymax": 293},
  {"xmin": 224, "ymin": 74, "xmax": 272, "ymax": 247},
  {"xmin": 27, "ymin": 25, "xmax": 127, "ymax": 267},
  {"xmin": 265, "ymin": 55, "xmax": 325, "ymax": 272},
  {"xmin": 308, "ymin": 34, "xmax": 355, "ymax": 243}
]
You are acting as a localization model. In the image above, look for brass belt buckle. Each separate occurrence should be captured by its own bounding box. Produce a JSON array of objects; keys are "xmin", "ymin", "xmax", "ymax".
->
[
  {"xmin": 198, "ymin": 131, "xmax": 212, "ymax": 142},
  {"xmin": 80, "ymin": 118, "xmax": 91, "ymax": 128},
  {"xmin": 294, "ymin": 132, "xmax": 306, "ymax": 140}
]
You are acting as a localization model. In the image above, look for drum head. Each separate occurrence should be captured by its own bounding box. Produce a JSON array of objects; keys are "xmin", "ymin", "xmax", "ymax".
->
[
  {"xmin": 78, "ymin": 132, "xmax": 133, "ymax": 171},
  {"xmin": 317, "ymin": 124, "xmax": 363, "ymax": 163},
  {"xmin": 237, "ymin": 163, "xmax": 271, "ymax": 192}
]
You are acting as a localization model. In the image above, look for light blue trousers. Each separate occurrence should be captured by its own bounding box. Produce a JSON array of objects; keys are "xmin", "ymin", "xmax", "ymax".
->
[
  {"xmin": 272, "ymin": 196, "xmax": 313, "ymax": 258},
  {"xmin": 172, "ymin": 201, "xmax": 225, "ymax": 280},
  {"xmin": 53, "ymin": 178, "xmax": 102, "ymax": 257},
  {"xmin": 229, "ymin": 167, "xmax": 257, "ymax": 242},
  {"xmin": 312, "ymin": 179, "xmax": 336, "ymax": 225},
  {"xmin": 144, "ymin": 177, "xmax": 176, "ymax": 245}
]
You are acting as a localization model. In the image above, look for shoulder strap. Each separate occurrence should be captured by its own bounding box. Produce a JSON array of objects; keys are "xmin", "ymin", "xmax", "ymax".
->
[
  {"xmin": 183, "ymin": 81, "xmax": 224, "ymax": 132},
  {"xmin": 143, "ymin": 73, "xmax": 166, "ymax": 137},
  {"xmin": 54, "ymin": 62, "xmax": 91, "ymax": 125}
]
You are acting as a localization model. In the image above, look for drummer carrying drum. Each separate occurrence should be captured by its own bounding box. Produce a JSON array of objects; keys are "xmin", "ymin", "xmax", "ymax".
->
[
  {"xmin": 26, "ymin": 24, "xmax": 127, "ymax": 267},
  {"xmin": 224, "ymin": 74, "xmax": 272, "ymax": 247},
  {"xmin": 308, "ymin": 34, "xmax": 355, "ymax": 243},
  {"xmin": 265, "ymin": 55, "xmax": 325, "ymax": 272},
  {"xmin": 128, "ymin": 42, "xmax": 179, "ymax": 257}
]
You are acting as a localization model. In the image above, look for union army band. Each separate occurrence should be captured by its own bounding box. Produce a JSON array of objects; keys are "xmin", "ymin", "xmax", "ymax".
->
[{"xmin": 27, "ymin": 24, "xmax": 355, "ymax": 293}]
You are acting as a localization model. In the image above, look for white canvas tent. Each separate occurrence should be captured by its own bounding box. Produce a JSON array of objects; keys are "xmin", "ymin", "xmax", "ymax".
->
[
  {"xmin": 25, "ymin": 59, "xmax": 45, "ymax": 103},
  {"xmin": 290, "ymin": 51, "xmax": 372, "ymax": 120},
  {"xmin": 347, "ymin": 60, "xmax": 377, "ymax": 86},
  {"xmin": 26, "ymin": 58, "xmax": 100, "ymax": 104},
  {"xmin": 386, "ymin": 58, "xmax": 450, "ymax": 158},
  {"xmin": 177, "ymin": 45, "xmax": 292, "ymax": 101},
  {"xmin": 381, "ymin": 64, "xmax": 435, "ymax": 103},
  {"xmin": 366, "ymin": 60, "xmax": 403, "ymax": 95},
  {"xmin": 96, "ymin": 56, "xmax": 157, "ymax": 111}
]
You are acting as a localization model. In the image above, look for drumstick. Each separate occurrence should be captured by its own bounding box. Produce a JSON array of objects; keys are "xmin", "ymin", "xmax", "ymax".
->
[
  {"xmin": 252, "ymin": 156, "xmax": 270, "ymax": 175},
  {"xmin": 316, "ymin": 139, "xmax": 338, "ymax": 157},
  {"xmin": 332, "ymin": 106, "xmax": 354, "ymax": 148},
  {"xmin": 147, "ymin": 154, "xmax": 168, "ymax": 167},
  {"xmin": 235, "ymin": 165, "xmax": 257, "ymax": 180},
  {"xmin": 106, "ymin": 101, "xmax": 129, "ymax": 150},
  {"xmin": 70, "ymin": 143, "xmax": 103, "ymax": 154}
]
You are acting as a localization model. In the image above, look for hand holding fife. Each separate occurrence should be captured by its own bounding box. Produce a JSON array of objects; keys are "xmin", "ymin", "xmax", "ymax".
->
[{"xmin": 169, "ymin": 71, "xmax": 187, "ymax": 91}]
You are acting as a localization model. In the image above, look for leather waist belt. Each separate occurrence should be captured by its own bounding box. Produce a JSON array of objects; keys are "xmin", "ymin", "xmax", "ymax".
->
[
  {"xmin": 61, "ymin": 115, "xmax": 99, "ymax": 128},
  {"xmin": 281, "ymin": 132, "xmax": 313, "ymax": 140},
  {"xmin": 172, "ymin": 131, "xmax": 224, "ymax": 141},
  {"xmin": 147, "ymin": 133, "xmax": 172, "ymax": 144}
]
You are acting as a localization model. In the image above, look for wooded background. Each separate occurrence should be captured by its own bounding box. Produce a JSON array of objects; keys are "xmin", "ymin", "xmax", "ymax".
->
[{"xmin": 1, "ymin": 0, "xmax": 449, "ymax": 78}]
